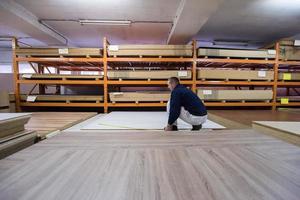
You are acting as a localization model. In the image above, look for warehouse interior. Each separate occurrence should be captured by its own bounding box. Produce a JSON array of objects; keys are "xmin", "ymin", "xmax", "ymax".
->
[{"xmin": 0, "ymin": 0, "xmax": 300, "ymax": 199}]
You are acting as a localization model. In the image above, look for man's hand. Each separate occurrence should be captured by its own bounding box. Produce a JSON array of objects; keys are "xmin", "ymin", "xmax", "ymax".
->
[{"xmin": 164, "ymin": 124, "xmax": 173, "ymax": 131}]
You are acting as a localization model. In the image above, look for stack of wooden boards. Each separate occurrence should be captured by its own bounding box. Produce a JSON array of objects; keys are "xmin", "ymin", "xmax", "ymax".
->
[
  {"xmin": 20, "ymin": 95, "xmax": 104, "ymax": 103},
  {"xmin": 197, "ymin": 90, "xmax": 273, "ymax": 102},
  {"xmin": 0, "ymin": 113, "xmax": 36, "ymax": 159},
  {"xmin": 21, "ymin": 74, "xmax": 104, "ymax": 80},
  {"xmin": 108, "ymin": 45, "xmax": 193, "ymax": 57},
  {"xmin": 198, "ymin": 48, "xmax": 276, "ymax": 59},
  {"xmin": 110, "ymin": 91, "xmax": 170, "ymax": 103},
  {"xmin": 16, "ymin": 47, "xmax": 102, "ymax": 57},
  {"xmin": 107, "ymin": 70, "xmax": 191, "ymax": 80}
]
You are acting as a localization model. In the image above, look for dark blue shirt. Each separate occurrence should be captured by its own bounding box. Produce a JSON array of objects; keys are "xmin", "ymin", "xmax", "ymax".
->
[{"xmin": 168, "ymin": 84, "xmax": 207, "ymax": 125}]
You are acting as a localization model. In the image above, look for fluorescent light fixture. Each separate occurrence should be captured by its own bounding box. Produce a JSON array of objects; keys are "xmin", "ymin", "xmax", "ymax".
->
[
  {"xmin": 294, "ymin": 40, "xmax": 300, "ymax": 46},
  {"xmin": 79, "ymin": 19, "xmax": 131, "ymax": 26},
  {"xmin": 213, "ymin": 41, "xmax": 248, "ymax": 46}
]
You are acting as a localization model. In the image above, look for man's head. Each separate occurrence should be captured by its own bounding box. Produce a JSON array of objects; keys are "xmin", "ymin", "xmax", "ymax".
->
[{"xmin": 168, "ymin": 77, "xmax": 180, "ymax": 91}]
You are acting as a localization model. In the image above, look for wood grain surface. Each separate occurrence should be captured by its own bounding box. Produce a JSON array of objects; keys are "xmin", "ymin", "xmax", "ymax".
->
[{"xmin": 0, "ymin": 129, "xmax": 299, "ymax": 200}]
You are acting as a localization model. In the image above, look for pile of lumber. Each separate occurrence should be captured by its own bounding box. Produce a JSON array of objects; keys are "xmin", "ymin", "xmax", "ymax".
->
[
  {"xmin": 107, "ymin": 70, "xmax": 191, "ymax": 79},
  {"xmin": 20, "ymin": 95, "xmax": 104, "ymax": 103},
  {"xmin": 197, "ymin": 89, "xmax": 273, "ymax": 102},
  {"xmin": 21, "ymin": 74, "xmax": 103, "ymax": 80},
  {"xmin": 198, "ymin": 48, "xmax": 276, "ymax": 59},
  {"xmin": 107, "ymin": 45, "xmax": 193, "ymax": 57},
  {"xmin": 16, "ymin": 47, "xmax": 102, "ymax": 57},
  {"xmin": 197, "ymin": 69, "xmax": 274, "ymax": 81},
  {"xmin": 109, "ymin": 91, "xmax": 170, "ymax": 102},
  {"xmin": 0, "ymin": 113, "xmax": 36, "ymax": 159}
]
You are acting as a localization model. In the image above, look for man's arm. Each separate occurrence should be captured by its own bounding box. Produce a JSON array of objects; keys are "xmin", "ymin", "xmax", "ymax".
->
[{"xmin": 167, "ymin": 91, "xmax": 181, "ymax": 126}]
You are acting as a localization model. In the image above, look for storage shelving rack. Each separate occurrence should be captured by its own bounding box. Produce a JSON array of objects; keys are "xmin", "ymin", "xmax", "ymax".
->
[
  {"xmin": 12, "ymin": 38, "xmax": 105, "ymax": 112},
  {"xmin": 12, "ymin": 37, "xmax": 299, "ymax": 113},
  {"xmin": 103, "ymin": 37, "xmax": 195, "ymax": 112},
  {"xmin": 196, "ymin": 43, "xmax": 278, "ymax": 110}
]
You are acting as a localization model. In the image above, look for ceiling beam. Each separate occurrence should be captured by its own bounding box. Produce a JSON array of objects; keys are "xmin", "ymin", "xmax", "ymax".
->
[
  {"xmin": 0, "ymin": 0, "xmax": 68, "ymax": 45},
  {"xmin": 167, "ymin": 0, "xmax": 223, "ymax": 44}
]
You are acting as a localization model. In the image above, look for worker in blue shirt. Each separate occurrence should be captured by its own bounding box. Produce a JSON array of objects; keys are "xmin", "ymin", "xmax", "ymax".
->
[{"xmin": 164, "ymin": 77, "xmax": 207, "ymax": 131}]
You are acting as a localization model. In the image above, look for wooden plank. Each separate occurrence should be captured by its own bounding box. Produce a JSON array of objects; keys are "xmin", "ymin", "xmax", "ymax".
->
[
  {"xmin": 252, "ymin": 122, "xmax": 300, "ymax": 146},
  {"xmin": 109, "ymin": 92, "xmax": 170, "ymax": 102},
  {"xmin": 198, "ymin": 48, "xmax": 276, "ymax": 59},
  {"xmin": 197, "ymin": 69, "xmax": 274, "ymax": 81},
  {"xmin": 24, "ymin": 112, "xmax": 97, "ymax": 139},
  {"xmin": 20, "ymin": 95, "xmax": 104, "ymax": 102},
  {"xmin": 108, "ymin": 70, "xmax": 191, "ymax": 79},
  {"xmin": 197, "ymin": 90, "xmax": 273, "ymax": 101},
  {"xmin": 0, "ymin": 113, "xmax": 31, "ymax": 138},
  {"xmin": 0, "ymin": 130, "xmax": 36, "ymax": 159},
  {"xmin": 0, "ymin": 130, "xmax": 300, "ymax": 199},
  {"xmin": 21, "ymin": 74, "xmax": 103, "ymax": 80},
  {"xmin": 16, "ymin": 48, "xmax": 102, "ymax": 57},
  {"xmin": 108, "ymin": 45, "xmax": 193, "ymax": 57}
]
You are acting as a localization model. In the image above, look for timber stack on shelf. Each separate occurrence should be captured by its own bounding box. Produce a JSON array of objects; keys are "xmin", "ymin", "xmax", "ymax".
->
[
  {"xmin": 276, "ymin": 40, "xmax": 300, "ymax": 107},
  {"xmin": 104, "ymin": 37, "xmax": 195, "ymax": 111},
  {"xmin": 196, "ymin": 45, "xmax": 277, "ymax": 109},
  {"xmin": 12, "ymin": 38, "xmax": 105, "ymax": 111}
]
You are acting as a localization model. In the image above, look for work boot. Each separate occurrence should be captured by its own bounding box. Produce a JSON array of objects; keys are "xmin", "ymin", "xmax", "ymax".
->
[
  {"xmin": 172, "ymin": 125, "xmax": 178, "ymax": 131},
  {"xmin": 191, "ymin": 124, "xmax": 202, "ymax": 131}
]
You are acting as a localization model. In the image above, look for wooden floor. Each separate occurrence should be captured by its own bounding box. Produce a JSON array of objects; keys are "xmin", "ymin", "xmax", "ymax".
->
[
  {"xmin": 25, "ymin": 112, "xmax": 97, "ymax": 139},
  {"xmin": 0, "ymin": 129, "xmax": 300, "ymax": 200}
]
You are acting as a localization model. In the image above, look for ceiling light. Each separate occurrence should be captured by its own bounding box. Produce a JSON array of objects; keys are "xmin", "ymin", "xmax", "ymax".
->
[
  {"xmin": 213, "ymin": 41, "xmax": 248, "ymax": 46},
  {"xmin": 78, "ymin": 19, "xmax": 131, "ymax": 26}
]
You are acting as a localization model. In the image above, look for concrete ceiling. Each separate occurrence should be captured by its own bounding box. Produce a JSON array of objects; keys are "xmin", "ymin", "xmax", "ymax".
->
[{"xmin": 0, "ymin": 0, "xmax": 300, "ymax": 48}]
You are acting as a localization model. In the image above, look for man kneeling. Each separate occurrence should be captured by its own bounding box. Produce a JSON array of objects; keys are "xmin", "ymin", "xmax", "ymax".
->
[{"xmin": 164, "ymin": 77, "xmax": 207, "ymax": 131}]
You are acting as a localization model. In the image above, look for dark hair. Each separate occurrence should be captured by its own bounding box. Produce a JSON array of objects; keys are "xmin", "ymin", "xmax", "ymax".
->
[{"xmin": 169, "ymin": 77, "xmax": 180, "ymax": 85}]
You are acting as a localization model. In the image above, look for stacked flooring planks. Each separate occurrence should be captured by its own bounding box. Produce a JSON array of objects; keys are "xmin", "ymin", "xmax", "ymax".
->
[
  {"xmin": 197, "ymin": 89, "xmax": 273, "ymax": 101},
  {"xmin": 0, "ymin": 129, "xmax": 299, "ymax": 199},
  {"xmin": 21, "ymin": 74, "xmax": 103, "ymax": 80},
  {"xmin": 198, "ymin": 48, "xmax": 276, "ymax": 59},
  {"xmin": 109, "ymin": 91, "xmax": 170, "ymax": 102},
  {"xmin": 107, "ymin": 70, "xmax": 191, "ymax": 79},
  {"xmin": 108, "ymin": 45, "xmax": 193, "ymax": 57},
  {"xmin": 0, "ymin": 113, "xmax": 36, "ymax": 159},
  {"xmin": 20, "ymin": 95, "xmax": 104, "ymax": 103},
  {"xmin": 278, "ymin": 72, "xmax": 300, "ymax": 81},
  {"xmin": 197, "ymin": 69, "xmax": 274, "ymax": 81},
  {"xmin": 16, "ymin": 48, "xmax": 102, "ymax": 57}
]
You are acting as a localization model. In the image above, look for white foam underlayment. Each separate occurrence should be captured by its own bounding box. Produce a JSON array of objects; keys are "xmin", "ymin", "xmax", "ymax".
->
[{"xmin": 81, "ymin": 112, "xmax": 225, "ymax": 130}]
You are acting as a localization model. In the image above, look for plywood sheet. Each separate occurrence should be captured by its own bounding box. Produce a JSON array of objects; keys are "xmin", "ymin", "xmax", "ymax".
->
[
  {"xmin": 16, "ymin": 48, "xmax": 102, "ymax": 57},
  {"xmin": 25, "ymin": 112, "xmax": 97, "ymax": 139},
  {"xmin": 108, "ymin": 70, "xmax": 191, "ymax": 79},
  {"xmin": 197, "ymin": 90, "xmax": 273, "ymax": 101},
  {"xmin": 197, "ymin": 69, "xmax": 274, "ymax": 81},
  {"xmin": 82, "ymin": 112, "xmax": 225, "ymax": 130},
  {"xmin": 108, "ymin": 45, "xmax": 193, "ymax": 57},
  {"xmin": 0, "ymin": 130, "xmax": 36, "ymax": 159},
  {"xmin": 21, "ymin": 74, "xmax": 103, "ymax": 80},
  {"xmin": 198, "ymin": 48, "xmax": 275, "ymax": 59},
  {"xmin": 253, "ymin": 121, "xmax": 300, "ymax": 136},
  {"xmin": 109, "ymin": 92, "xmax": 170, "ymax": 102},
  {"xmin": 20, "ymin": 95, "xmax": 104, "ymax": 102},
  {"xmin": 0, "ymin": 113, "xmax": 31, "ymax": 138}
]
